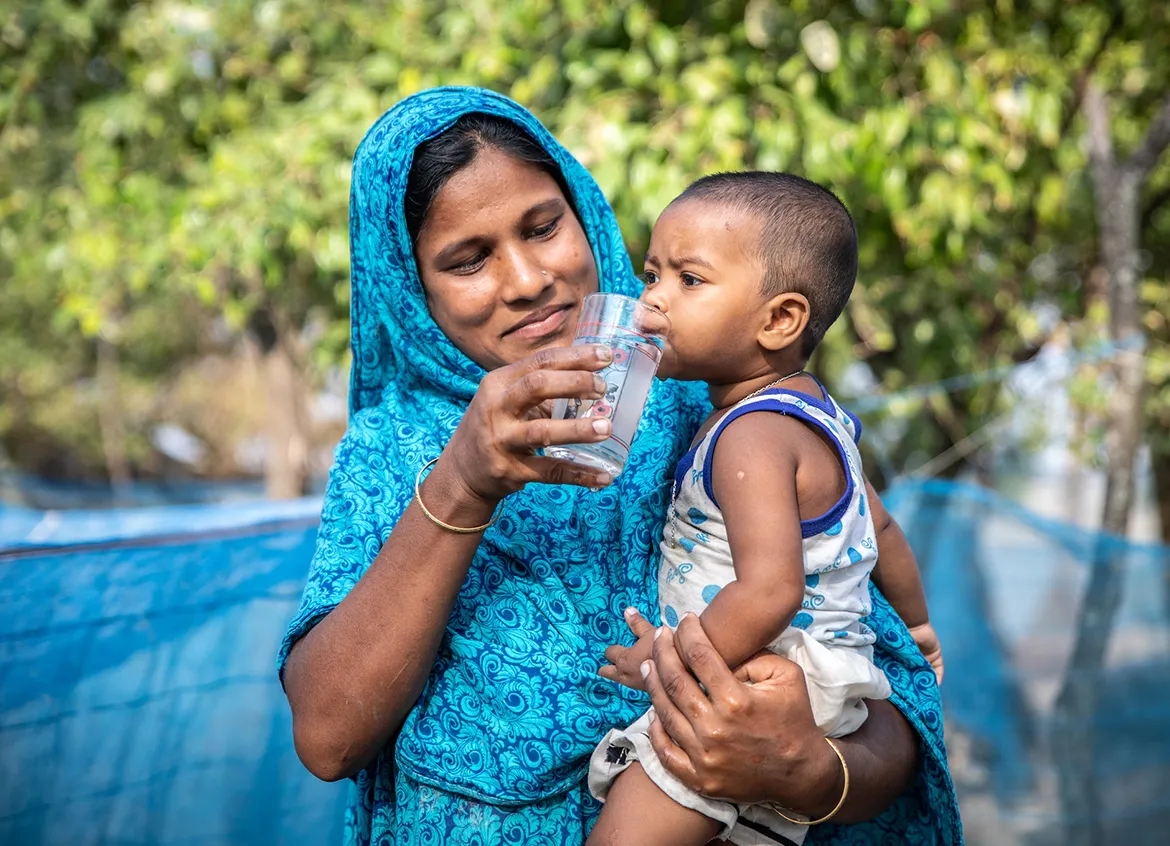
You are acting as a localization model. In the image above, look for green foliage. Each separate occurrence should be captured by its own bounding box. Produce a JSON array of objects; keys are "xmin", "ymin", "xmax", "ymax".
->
[{"xmin": 1, "ymin": 0, "xmax": 1167, "ymax": 482}]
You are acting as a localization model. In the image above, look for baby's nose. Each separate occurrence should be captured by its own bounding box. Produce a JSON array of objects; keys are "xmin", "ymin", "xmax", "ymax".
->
[{"xmin": 639, "ymin": 287, "xmax": 667, "ymax": 313}]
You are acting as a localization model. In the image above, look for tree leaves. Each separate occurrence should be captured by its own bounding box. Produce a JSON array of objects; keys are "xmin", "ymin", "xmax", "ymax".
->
[{"xmin": 1, "ymin": 0, "xmax": 1167, "ymax": 489}]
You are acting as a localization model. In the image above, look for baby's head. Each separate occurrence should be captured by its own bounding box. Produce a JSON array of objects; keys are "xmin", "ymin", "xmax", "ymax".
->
[{"xmin": 640, "ymin": 171, "xmax": 857, "ymax": 384}]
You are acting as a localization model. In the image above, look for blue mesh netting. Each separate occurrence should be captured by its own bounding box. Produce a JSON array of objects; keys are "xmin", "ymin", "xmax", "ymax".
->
[
  {"xmin": 885, "ymin": 479, "xmax": 1170, "ymax": 844},
  {"xmin": 2, "ymin": 478, "xmax": 1168, "ymax": 844}
]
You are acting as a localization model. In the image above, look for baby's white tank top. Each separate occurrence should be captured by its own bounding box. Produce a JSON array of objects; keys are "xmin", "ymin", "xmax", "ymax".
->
[{"xmin": 658, "ymin": 382, "xmax": 878, "ymax": 655}]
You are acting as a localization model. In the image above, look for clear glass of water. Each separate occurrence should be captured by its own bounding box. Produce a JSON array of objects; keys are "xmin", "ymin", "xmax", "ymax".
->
[{"xmin": 543, "ymin": 292, "xmax": 670, "ymax": 478}]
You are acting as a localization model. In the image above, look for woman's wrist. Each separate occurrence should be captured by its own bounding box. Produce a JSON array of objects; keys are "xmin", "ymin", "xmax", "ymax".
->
[
  {"xmin": 786, "ymin": 734, "xmax": 846, "ymax": 819},
  {"xmin": 419, "ymin": 454, "xmax": 502, "ymax": 527}
]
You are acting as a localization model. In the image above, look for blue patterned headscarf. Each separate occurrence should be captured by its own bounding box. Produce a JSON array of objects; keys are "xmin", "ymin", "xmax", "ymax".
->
[
  {"xmin": 280, "ymin": 88, "xmax": 961, "ymax": 845},
  {"xmin": 279, "ymin": 85, "xmax": 705, "ymax": 808}
]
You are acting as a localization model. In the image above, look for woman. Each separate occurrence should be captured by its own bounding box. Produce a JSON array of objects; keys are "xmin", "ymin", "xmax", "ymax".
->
[{"xmin": 280, "ymin": 87, "xmax": 960, "ymax": 844}]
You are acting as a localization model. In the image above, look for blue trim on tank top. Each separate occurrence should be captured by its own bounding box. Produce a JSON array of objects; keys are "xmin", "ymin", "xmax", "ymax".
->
[
  {"xmin": 844, "ymin": 408, "xmax": 863, "ymax": 443},
  {"xmin": 805, "ymin": 373, "xmax": 862, "ymax": 444},
  {"xmin": 767, "ymin": 375, "xmax": 838, "ymax": 417},
  {"xmin": 699, "ymin": 388, "xmax": 856, "ymax": 539},
  {"xmin": 673, "ymin": 441, "xmax": 701, "ymax": 494},
  {"xmin": 756, "ymin": 375, "xmax": 862, "ymax": 445}
]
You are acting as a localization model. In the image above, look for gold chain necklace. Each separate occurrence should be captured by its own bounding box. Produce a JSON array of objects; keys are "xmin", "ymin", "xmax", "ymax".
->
[
  {"xmin": 740, "ymin": 369, "xmax": 808, "ymax": 403},
  {"xmin": 668, "ymin": 369, "xmax": 807, "ymax": 548}
]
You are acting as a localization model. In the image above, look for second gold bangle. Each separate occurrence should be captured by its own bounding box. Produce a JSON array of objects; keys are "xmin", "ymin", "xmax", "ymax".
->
[
  {"xmin": 766, "ymin": 736, "xmax": 850, "ymax": 826},
  {"xmin": 414, "ymin": 457, "xmax": 502, "ymax": 534}
]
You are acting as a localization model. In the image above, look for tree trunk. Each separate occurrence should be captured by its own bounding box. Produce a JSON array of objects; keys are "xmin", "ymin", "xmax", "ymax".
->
[
  {"xmin": 263, "ymin": 334, "xmax": 309, "ymax": 500},
  {"xmin": 1051, "ymin": 84, "xmax": 1168, "ymax": 846},
  {"xmin": 1154, "ymin": 446, "xmax": 1170, "ymax": 546},
  {"xmin": 96, "ymin": 335, "xmax": 132, "ymax": 505},
  {"xmin": 1152, "ymin": 447, "xmax": 1170, "ymax": 626}
]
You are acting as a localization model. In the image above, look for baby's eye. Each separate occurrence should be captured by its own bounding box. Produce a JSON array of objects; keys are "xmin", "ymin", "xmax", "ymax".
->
[
  {"xmin": 639, "ymin": 271, "xmax": 658, "ymax": 286},
  {"xmin": 681, "ymin": 273, "xmax": 704, "ymax": 288}
]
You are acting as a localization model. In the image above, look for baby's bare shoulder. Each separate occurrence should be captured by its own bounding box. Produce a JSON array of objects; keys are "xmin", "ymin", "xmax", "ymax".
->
[{"xmin": 713, "ymin": 410, "xmax": 843, "ymax": 502}]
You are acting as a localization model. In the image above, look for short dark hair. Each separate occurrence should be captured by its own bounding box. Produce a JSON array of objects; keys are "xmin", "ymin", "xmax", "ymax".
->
[
  {"xmin": 404, "ymin": 112, "xmax": 574, "ymax": 243},
  {"xmin": 675, "ymin": 172, "xmax": 857, "ymax": 358}
]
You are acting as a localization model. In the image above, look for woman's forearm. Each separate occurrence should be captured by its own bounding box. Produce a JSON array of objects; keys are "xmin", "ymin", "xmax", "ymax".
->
[
  {"xmin": 799, "ymin": 698, "xmax": 920, "ymax": 824},
  {"xmin": 283, "ymin": 456, "xmax": 496, "ymax": 782},
  {"xmin": 284, "ymin": 345, "xmax": 616, "ymax": 783}
]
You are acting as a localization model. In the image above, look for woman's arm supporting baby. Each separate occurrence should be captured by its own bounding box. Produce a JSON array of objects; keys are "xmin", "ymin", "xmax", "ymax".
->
[{"xmin": 644, "ymin": 619, "xmax": 920, "ymax": 823}]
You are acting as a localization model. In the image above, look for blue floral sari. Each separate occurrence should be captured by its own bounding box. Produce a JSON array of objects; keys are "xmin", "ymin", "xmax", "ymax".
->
[{"xmin": 279, "ymin": 87, "xmax": 962, "ymax": 846}]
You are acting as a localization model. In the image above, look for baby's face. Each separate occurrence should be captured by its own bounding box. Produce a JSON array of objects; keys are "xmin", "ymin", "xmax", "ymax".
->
[{"xmin": 639, "ymin": 199, "xmax": 769, "ymax": 383}]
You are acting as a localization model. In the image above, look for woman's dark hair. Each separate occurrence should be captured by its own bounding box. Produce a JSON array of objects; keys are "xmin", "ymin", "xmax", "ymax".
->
[{"xmin": 404, "ymin": 112, "xmax": 576, "ymax": 243}]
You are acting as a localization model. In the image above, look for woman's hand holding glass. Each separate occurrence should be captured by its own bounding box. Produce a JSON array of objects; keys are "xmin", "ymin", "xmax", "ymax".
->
[{"xmin": 442, "ymin": 343, "xmax": 620, "ymax": 504}]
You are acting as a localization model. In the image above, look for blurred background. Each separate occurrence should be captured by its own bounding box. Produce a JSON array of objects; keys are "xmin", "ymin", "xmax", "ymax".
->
[{"xmin": 1, "ymin": 1, "xmax": 1168, "ymax": 844}]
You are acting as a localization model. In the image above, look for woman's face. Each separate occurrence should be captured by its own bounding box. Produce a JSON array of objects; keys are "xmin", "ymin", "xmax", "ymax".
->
[{"xmin": 413, "ymin": 146, "xmax": 600, "ymax": 371}]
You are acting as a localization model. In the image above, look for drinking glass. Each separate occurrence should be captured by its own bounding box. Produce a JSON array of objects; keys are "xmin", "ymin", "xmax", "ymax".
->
[{"xmin": 543, "ymin": 292, "xmax": 670, "ymax": 477}]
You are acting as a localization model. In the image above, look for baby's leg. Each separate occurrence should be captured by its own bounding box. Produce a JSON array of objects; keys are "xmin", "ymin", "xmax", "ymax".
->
[{"xmin": 587, "ymin": 762, "xmax": 724, "ymax": 846}]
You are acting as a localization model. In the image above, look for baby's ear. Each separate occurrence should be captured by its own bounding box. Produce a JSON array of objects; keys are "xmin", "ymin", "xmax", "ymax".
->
[{"xmin": 758, "ymin": 291, "xmax": 810, "ymax": 352}]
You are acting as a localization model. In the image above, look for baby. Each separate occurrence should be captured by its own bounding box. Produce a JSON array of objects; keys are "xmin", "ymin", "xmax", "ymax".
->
[{"xmin": 586, "ymin": 172, "xmax": 943, "ymax": 846}]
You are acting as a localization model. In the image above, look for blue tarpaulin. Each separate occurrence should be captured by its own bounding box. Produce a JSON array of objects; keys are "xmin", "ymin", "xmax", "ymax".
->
[{"xmin": 0, "ymin": 510, "xmax": 347, "ymax": 845}]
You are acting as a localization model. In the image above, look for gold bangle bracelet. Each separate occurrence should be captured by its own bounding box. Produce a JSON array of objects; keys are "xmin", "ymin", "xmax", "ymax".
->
[
  {"xmin": 414, "ymin": 457, "xmax": 502, "ymax": 534},
  {"xmin": 767, "ymin": 736, "xmax": 850, "ymax": 826}
]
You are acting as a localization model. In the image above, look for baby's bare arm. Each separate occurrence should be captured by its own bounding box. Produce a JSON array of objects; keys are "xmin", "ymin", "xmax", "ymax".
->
[
  {"xmin": 867, "ymin": 479, "xmax": 943, "ymax": 681},
  {"xmin": 866, "ymin": 478, "xmax": 930, "ymax": 629},
  {"xmin": 698, "ymin": 413, "xmax": 809, "ymax": 670}
]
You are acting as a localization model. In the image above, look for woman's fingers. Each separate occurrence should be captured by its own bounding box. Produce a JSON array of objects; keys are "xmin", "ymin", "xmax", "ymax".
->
[
  {"xmin": 672, "ymin": 613, "xmax": 742, "ymax": 710},
  {"xmin": 500, "ymin": 343, "xmax": 612, "ymax": 414},
  {"xmin": 642, "ymin": 657, "xmax": 701, "ymax": 758},
  {"xmin": 503, "ymin": 368, "xmax": 607, "ymax": 415},
  {"xmin": 929, "ymin": 652, "xmax": 944, "ymax": 686},
  {"xmin": 512, "ymin": 343, "xmax": 613, "ymax": 378},
  {"xmin": 648, "ymin": 625, "xmax": 711, "ymax": 725},
  {"xmin": 445, "ymin": 345, "xmax": 622, "ymax": 499},
  {"xmin": 518, "ymin": 415, "xmax": 611, "ymax": 450},
  {"xmin": 646, "ymin": 693, "xmax": 702, "ymax": 789},
  {"xmin": 523, "ymin": 456, "xmax": 612, "ymax": 488}
]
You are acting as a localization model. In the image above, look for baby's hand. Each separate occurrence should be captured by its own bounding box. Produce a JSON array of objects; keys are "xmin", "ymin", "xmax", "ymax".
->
[
  {"xmin": 909, "ymin": 622, "xmax": 944, "ymax": 685},
  {"xmin": 598, "ymin": 607, "xmax": 658, "ymax": 692}
]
